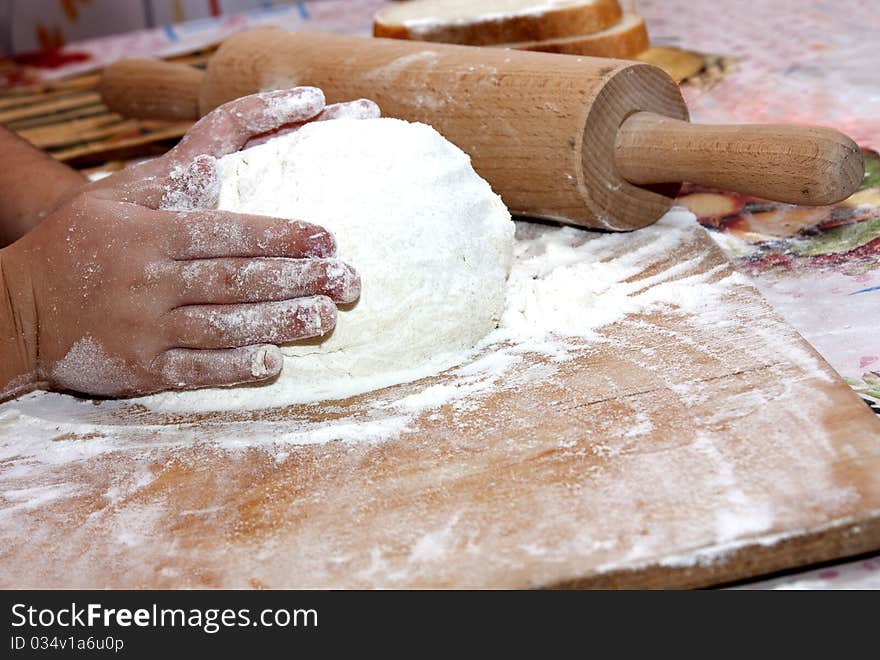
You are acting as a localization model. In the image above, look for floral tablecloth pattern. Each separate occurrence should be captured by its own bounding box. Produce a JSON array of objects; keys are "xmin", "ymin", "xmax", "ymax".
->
[{"xmin": 637, "ymin": 0, "xmax": 880, "ymax": 415}]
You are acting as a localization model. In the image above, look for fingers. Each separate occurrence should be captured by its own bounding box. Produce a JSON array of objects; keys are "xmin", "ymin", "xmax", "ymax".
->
[
  {"xmin": 105, "ymin": 91, "xmax": 378, "ymax": 208},
  {"xmin": 165, "ymin": 210, "xmax": 336, "ymax": 259},
  {"xmin": 154, "ymin": 344, "xmax": 283, "ymax": 390},
  {"xmin": 243, "ymin": 98, "xmax": 381, "ymax": 148},
  {"xmin": 172, "ymin": 87, "xmax": 326, "ymax": 162},
  {"xmin": 160, "ymin": 154, "xmax": 221, "ymax": 211},
  {"xmin": 176, "ymin": 257, "xmax": 361, "ymax": 306},
  {"xmin": 108, "ymin": 88, "xmax": 325, "ymax": 208},
  {"xmin": 318, "ymin": 99, "xmax": 381, "ymax": 122},
  {"xmin": 164, "ymin": 296, "xmax": 336, "ymax": 350}
]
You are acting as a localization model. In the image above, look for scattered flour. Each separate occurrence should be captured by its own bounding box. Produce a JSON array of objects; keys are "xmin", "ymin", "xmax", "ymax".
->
[
  {"xmin": 1, "ymin": 101, "xmax": 861, "ymax": 586},
  {"xmin": 0, "ymin": 202, "xmax": 861, "ymax": 587},
  {"xmin": 51, "ymin": 337, "xmax": 137, "ymax": 397},
  {"xmin": 0, "ymin": 205, "xmax": 823, "ymax": 462}
]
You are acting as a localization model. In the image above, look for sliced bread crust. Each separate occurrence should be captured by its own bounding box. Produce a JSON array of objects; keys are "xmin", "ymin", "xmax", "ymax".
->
[
  {"xmin": 505, "ymin": 12, "xmax": 649, "ymax": 59},
  {"xmin": 373, "ymin": 0, "xmax": 623, "ymax": 46}
]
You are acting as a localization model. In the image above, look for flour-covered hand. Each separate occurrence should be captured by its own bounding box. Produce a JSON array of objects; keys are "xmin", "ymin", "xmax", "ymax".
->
[{"xmin": 0, "ymin": 87, "xmax": 364, "ymax": 398}]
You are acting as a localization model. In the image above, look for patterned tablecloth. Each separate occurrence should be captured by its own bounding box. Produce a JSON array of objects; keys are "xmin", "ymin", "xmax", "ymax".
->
[
  {"xmin": 639, "ymin": 0, "xmax": 880, "ymax": 416},
  {"xmin": 2, "ymin": 0, "xmax": 878, "ymax": 588},
  {"xmin": 637, "ymin": 0, "xmax": 880, "ymax": 588}
]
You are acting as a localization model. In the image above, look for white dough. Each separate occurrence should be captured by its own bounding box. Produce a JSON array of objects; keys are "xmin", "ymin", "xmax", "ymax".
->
[{"xmin": 147, "ymin": 117, "xmax": 514, "ymax": 411}]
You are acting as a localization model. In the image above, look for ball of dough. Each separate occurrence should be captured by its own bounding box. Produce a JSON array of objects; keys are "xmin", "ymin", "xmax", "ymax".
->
[{"xmin": 150, "ymin": 118, "xmax": 514, "ymax": 411}]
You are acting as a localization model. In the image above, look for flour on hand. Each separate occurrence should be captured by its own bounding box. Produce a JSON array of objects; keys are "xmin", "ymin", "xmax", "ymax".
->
[{"xmin": 144, "ymin": 118, "xmax": 514, "ymax": 411}]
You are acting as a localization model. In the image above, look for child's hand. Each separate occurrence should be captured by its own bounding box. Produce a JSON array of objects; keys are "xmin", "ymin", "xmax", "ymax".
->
[{"xmin": 1, "ymin": 87, "xmax": 377, "ymax": 397}]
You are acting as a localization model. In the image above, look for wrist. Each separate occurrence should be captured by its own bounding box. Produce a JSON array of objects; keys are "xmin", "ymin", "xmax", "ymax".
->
[
  {"xmin": 0, "ymin": 127, "xmax": 87, "ymax": 246},
  {"xmin": 0, "ymin": 248, "xmax": 40, "ymax": 399}
]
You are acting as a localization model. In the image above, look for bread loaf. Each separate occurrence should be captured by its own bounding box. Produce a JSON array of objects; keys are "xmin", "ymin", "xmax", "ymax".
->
[
  {"xmin": 504, "ymin": 12, "xmax": 648, "ymax": 59},
  {"xmin": 373, "ymin": 0, "xmax": 623, "ymax": 46}
]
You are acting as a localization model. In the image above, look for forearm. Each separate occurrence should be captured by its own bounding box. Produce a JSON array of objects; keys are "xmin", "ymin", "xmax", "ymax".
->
[
  {"xmin": 0, "ymin": 250, "xmax": 39, "ymax": 399},
  {"xmin": 0, "ymin": 126, "xmax": 86, "ymax": 246}
]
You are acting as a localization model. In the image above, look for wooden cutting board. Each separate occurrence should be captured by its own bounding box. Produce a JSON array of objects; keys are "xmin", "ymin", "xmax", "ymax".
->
[{"xmin": 2, "ymin": 219, "xmax": 879, "ymax": 589}]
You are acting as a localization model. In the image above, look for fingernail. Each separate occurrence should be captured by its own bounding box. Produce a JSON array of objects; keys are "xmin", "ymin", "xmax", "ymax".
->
[
  {"xmin": 303, "ymin": 225, "xmax": 337, "ymax": 258},
  {"xmin": 355, "ymin": 99, "xmax": 381, "ymax": 118},
  {"xmin": 326, "ymin": 260, "xmax": 361, "ymax": 303},
  {"xmin": 261, "ymin": 87, "xmax": 325, "ymax": 124},
  {"xmin": 297, "ymin": 296, "xmax": 336, "ymax": 338},
  {"xmin": 251, "ymin": 345, "xmax": 283, "ymax": 378}
]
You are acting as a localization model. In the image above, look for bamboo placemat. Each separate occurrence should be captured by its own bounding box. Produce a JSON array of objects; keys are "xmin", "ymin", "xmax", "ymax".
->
[{"xmin": 0, "ymin": 50, "xmax": 215, "ymax": 169}]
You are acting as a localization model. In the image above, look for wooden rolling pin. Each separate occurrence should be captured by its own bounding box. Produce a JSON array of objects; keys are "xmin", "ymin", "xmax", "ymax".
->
[{"xmin": 101, "ymin": 29, "xmax": 864, "ymax": 231}]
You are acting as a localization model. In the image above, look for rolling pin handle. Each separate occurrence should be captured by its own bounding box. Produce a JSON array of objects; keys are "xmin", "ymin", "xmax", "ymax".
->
[
  {"xmin": 100, "ymin": 58, "xmax": 205, "ymax": 121},
  {"xmin": 614, "ymin": 111, "xmax": 865, "ymax": 206}
]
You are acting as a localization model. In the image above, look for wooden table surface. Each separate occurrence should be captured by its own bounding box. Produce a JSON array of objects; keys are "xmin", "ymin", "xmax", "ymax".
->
[
  {"xmin": 2, "ymin": 217, "xmax": 879, "ymax": 588},
  {"xmin": 1, "ymin": 0, "xmax": 879, "ymax": 589}
]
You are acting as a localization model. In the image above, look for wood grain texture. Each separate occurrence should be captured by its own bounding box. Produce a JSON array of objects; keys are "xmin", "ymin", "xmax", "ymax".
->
[
  {"xmin": 373, "ymin": 0, "xmax": 623, "ymax": 46},
  {"xmin": 0, "ymin": 87, "xmax": 86, "ymax": 111},
  {"xmin": 196, "ymin": 29, "xmax": 688, "ymax": 230},
  {"xmin": 0, "ymin": 91, "xmax": 101, "ymax": 124},
  {"xmin": 18, "ymin": 114, "xmax": 130, "ymax": 149},
  {"xmin": 2, "ymin": 222, "xmax": 878, "ymax": 589},
  {"xmin": 100, "ymin": 59, "xmax": 205, "ymax": 121},
  {"xmin": 7, "ymin": 103, "xmax": 107, "ymax": 130},
  {"xmin": 99, "ymin": 30, "xmax": 864, "ymax": 225},
  {"xmin": 0, "ymin": 50, "xmax": 217, "ymax": 166},
  {"xmin": 615, "ymin": 112, "xmax": 866, "ymax": 206},
  {"xmin": 52, "ymin": 122, "xmax": 191, "ymax": 163}
]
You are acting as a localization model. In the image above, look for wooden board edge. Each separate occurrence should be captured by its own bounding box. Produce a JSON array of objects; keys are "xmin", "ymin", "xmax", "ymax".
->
[{"xmin": 547, "ymin": 511, "xmax": 880, "ymax": 589}]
